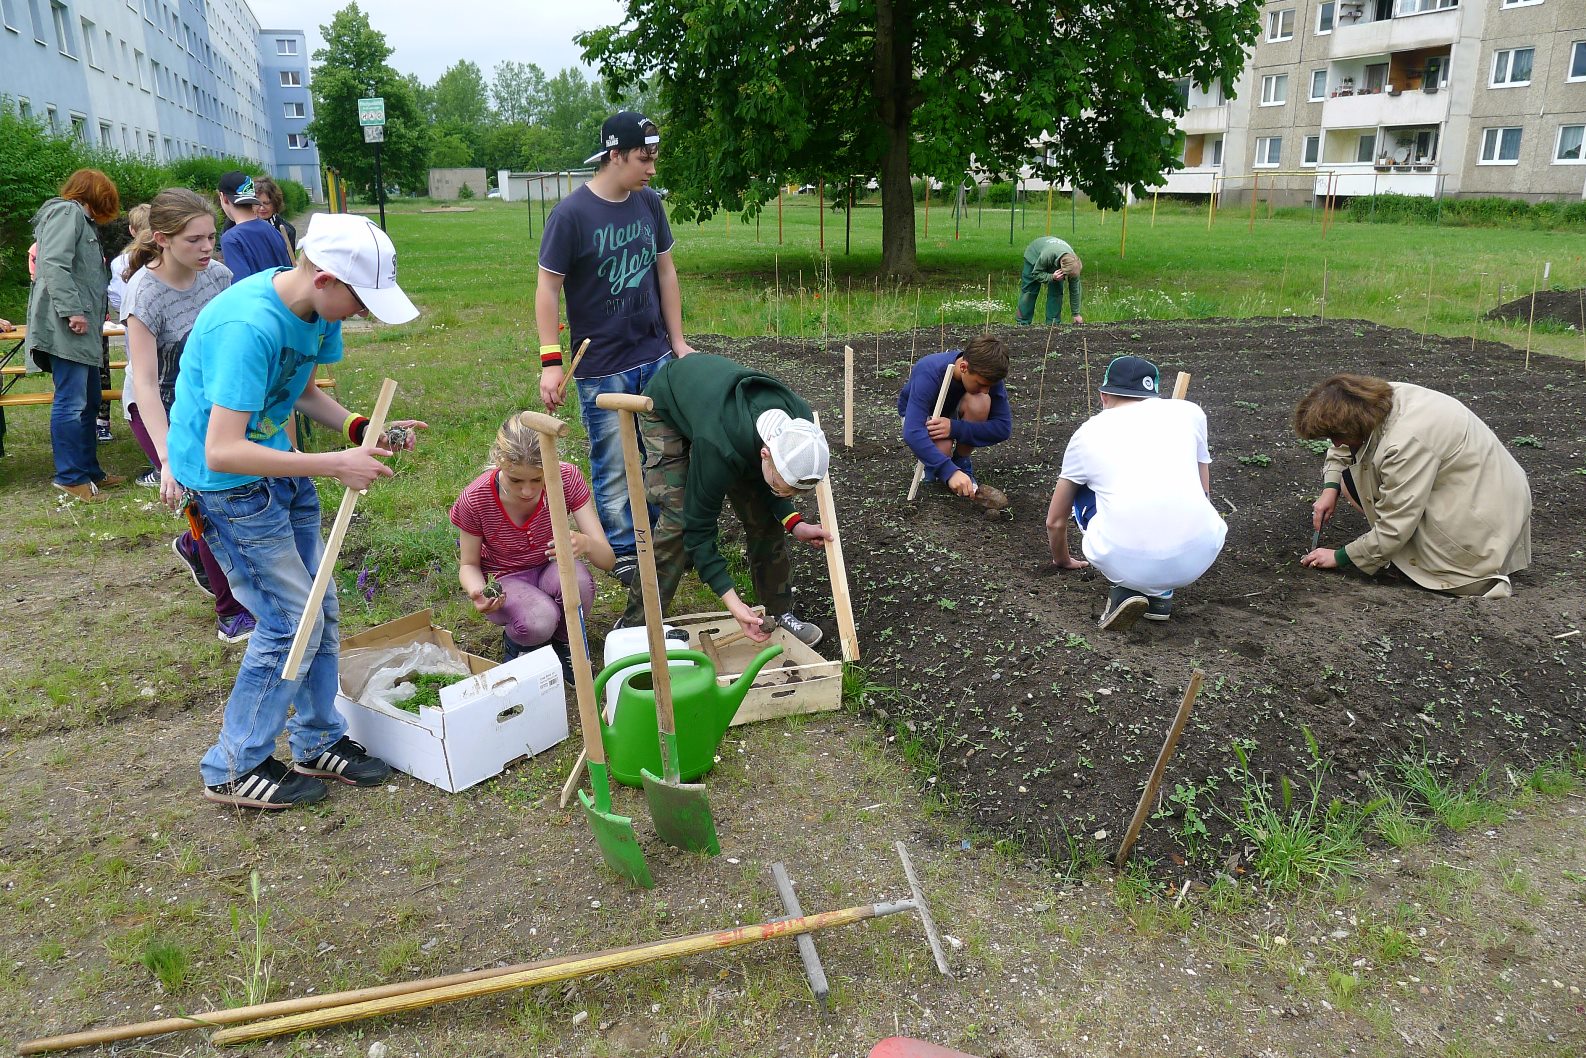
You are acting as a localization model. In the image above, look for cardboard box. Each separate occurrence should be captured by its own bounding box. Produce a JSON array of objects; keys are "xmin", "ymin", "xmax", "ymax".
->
[
  {"xmin": 336, "ymin": 610, "xmax": 568, "ymax": 793},
  {"xmin": 669, "ymin": 610, "xmax": 843, "ymax": 725}
]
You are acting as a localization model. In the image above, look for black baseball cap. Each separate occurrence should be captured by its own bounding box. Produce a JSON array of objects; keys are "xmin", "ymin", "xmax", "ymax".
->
[
  {"xmin": 1098, "ymin": 355, "xmax": 1162, "ymax": 398},
  {"xmin": 584, "ymin": 111, "xmax": 659, "ymax": 165},
  {"xmin": 218, "ymin": 170, "xmax": 259, "ymax": 206}
]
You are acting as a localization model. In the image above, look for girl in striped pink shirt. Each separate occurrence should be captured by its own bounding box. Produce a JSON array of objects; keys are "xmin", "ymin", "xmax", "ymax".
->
[{"xmin": 451, "ymin": 413, "xmax": 616, "ymax": 668}]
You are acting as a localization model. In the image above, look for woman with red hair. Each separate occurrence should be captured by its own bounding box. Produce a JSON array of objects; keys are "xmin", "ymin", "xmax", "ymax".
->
[{"xmin": 25, "ymin": 168, "xmax": 122, "ymax": 501}]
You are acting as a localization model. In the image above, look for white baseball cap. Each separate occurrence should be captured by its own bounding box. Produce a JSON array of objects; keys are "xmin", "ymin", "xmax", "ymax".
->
[
  {"xmin": 756, "ymin": 409, "xmax": 829, "ymax": 491},
  {"xmin": 299, "ymin": 214, "xmax": 419, "ymax": 325}
]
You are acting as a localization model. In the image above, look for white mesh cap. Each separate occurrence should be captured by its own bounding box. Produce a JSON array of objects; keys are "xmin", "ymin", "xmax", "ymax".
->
[{"xmin": 756, "ymin": 409, "xmax": 829, "ymax": 491}]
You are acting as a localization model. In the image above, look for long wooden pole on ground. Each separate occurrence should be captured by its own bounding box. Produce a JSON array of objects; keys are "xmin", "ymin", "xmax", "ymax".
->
[
  {"xmin": 1115, "ymin": 670, "xmax": 1205, "ymax": 869},
  {"xmin": 907, "ymin": 362, "xmax": 956, "ymax": 500},
  {"xmin": 843, "ymin": 345, "xmax": 854, "ymax": 448},
  {"xmin": 282, "ymin": 378, "xmax": 397, "ymax": 681}
]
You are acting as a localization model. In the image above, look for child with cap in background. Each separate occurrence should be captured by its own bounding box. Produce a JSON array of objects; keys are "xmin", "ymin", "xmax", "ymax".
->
[
  {"xmin": 167, "ymin": 212, "xmax": 426, "ymax": 809},
  {"xmin": 898, "ymin": 334, "xmax": 1012, "ymax": 504},
  {"xmin": 216, "ymin": 171, "xmax": 293, "ymax": 281},
  {"xmin": 1043, "ymin": 355, "xmax": 1225, "ymax": 632},
  {"xmin": 621, "ymin": 352, "xmax": 832, "ymax": 646},
  {"xmin": 535, "ymin": 111, "xmax": 695, "ymax": 591}
]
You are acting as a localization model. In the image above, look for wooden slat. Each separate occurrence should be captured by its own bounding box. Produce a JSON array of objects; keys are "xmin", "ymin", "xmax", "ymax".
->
[{"xmin": 0, "ymin": 378, "xmax": 333, "ymax": 409}]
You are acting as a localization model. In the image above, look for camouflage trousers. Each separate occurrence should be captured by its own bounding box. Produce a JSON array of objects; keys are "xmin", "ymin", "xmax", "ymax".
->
[{"xmin": 621, "ymin": 411, "xmax": 794, "ymax": 625}]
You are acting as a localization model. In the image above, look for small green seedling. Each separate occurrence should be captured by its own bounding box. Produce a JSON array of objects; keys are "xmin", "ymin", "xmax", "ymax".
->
[
  {"xmin": 397, "ymin": 672, "xmax": 468, "ymax": 714},
  {"xmin": 1232, "ymin": 400, "xmax": 1260, "ymax": 411},
  {"xmin": 1510, "ymin": 435, "xmax": 1543, "ymax": 449},
  {"xmin": 1237, "ymin": 454, "xmax": 1273, "ymax": 467},
  {"xmin": 1297, "ymin": 438, "xmax": 1331, "ymax": 455},
  {"xmin": 481, "ymin": 576, "xmax": 504, "ymax": 600}
]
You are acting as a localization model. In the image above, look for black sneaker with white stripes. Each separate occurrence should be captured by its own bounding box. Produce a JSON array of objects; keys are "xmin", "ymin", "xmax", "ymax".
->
[
  {"xmin": 204, "ymin": 756, "xmax": 327, "ymax": 810},
  {"xmin": 292, "ymin": 736, "xmax": 392, "ymax": 787}
]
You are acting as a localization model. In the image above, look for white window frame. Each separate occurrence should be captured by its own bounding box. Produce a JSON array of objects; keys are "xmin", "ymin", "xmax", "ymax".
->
[
  {"xmin": 1500, "ymin": 0, "xmax": 1543, "ymax": 8},
  {"xmin": 1310, "ymin": 69, "xmax": 1328, "ymax": 100},
  {"xmin": 50, "ymin": 1, "xmax": 75, "ymax": 57},
  {"xmin": 1479, "ymin": 126, "xmax": 1522, "ymax": 164},
  {"xmin": 283, "ymin": 101, "xmax": 305, "ymax": 119},
  {"xmin": 1569, "ymin": 41, "xmax": 1586, "ymax": 83},
  {"xmin": 68, "ymin": 111, "xmax": 86, "ymax": 142},
  {"xmin": 97, "ymin": 119, "xmax": 111, "ymax": 147},
  {"xmin": 287, "ymin": 132, "xmax": 309, "ymax": 150},
  {"xmin": 1554, "ymin": 124, "xmax": 1585, "ymax": 164},
  {"xmin": 1316, "ymin": 1, "xmax": 1334, "ymax": 34},
  {"xmin": 1490, "ymin": 47, "xmax": 1534, "ymax": 88},
  {"xmin": 1396, "ymin": 0, "xmax": 1457, "ymax": 13},
  {"xmin": 17, "ymin": 98, "xmax": 31, "ymax": 120},
  {"xmin": 1, "ymin": 0, "xmax": 19, "ymax": 33},
  {"xmin": 275, "ymin": 36, "xmax": 296, "ymax": 55},
  {"xmin": 1260, "ymin": 73, "xmax": 1288, "ymax": 105},
  {"xmin": 1356, "ymin": 132, "xmax": 1377, "ymax": 163},
  {"xmin": 79, "ymin": 17, "xmax": 97, "ymax": 66},
  {"xmin": 1302, "ymin": 134, "xmax": 1320, "ymax": 167},
  {"xmin": 279, "ymin": 69, "xmax": 301, "ymax": 87},
  {"xmin": 1210, "ymin": 137, "xmax": 1224, "ymax": 168},
  {"xmin": 1254, "ymin": 136, "xmax": 1282, "ymax": 168},
  {"xmin": 1266, "ymin": 8, "xmax": 1295, "ymax": 42}
]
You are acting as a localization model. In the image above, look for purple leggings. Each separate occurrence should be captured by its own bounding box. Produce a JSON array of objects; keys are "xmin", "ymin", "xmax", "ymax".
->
[
  {"xmin": 486, "ymin": 562, "xmax": 595, "ymax": 648},
  {"xmin": 129, "ymin": 405, "xmax": 246, "ymax": 619}
]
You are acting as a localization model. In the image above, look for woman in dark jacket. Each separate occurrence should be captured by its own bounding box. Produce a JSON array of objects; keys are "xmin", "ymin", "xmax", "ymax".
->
[
  {"xmin": 253, "ymin": 176, "xmax": 297, "ymax": 258},
  {"xmin": 25, "ymin": 168, "xmax": 122, "ymax": 501}
]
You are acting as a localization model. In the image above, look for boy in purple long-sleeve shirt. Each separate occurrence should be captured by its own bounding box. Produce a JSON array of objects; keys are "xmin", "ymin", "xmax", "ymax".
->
[{"xmin": 897, "ymin": 336, "xmax": 1011, "ymax": 499}]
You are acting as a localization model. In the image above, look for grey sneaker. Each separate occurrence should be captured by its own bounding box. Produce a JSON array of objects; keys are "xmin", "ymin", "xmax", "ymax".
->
[
  {"xmin": 776, "ymin": 611, "xmax": 823, "ymax": 647},
  {"xmin": 1143, "ymin": 594, "xmax": 1173, "ymax": 622},
  {"xmin": 1099, "ymin": 587, "xmax": 1149, "ymax": 632},
  {"xmin": 136, "ymin": 467, "xmax": 161, "ymax": 487}
]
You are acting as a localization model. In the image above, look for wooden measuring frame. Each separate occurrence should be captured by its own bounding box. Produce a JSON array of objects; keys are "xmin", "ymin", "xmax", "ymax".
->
[
  {"xmin": 906, "ymin": 361, "xmax": 956, "ymax": 500},
  {"xmin": 1116, "ymin": 670, "xmax": 1204, "ymax": 869},
  {"xmin": 282, "ymin": 378, "xmax": 397, "ymax": 681}
]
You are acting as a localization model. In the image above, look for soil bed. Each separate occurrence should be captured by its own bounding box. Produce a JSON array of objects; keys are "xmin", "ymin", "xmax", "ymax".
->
[
  {"xmin": 726, "ymin": 317, "xmax": 1586, "ymax": 870},
  {"xmin": 1487, "ymin": 286, "xmax": 1586, "ymax": 331}
]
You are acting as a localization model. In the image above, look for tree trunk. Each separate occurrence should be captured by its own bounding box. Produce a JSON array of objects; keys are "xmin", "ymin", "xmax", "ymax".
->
[{"xmin": 874, "ymin": 0, "xmax": 918, "ymax": 277}]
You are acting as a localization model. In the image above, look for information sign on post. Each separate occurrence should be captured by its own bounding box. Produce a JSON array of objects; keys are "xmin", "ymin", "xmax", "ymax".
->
[
  {"xmin": 357, "ymin": 97, "xmax": 386, "ymax": 126},
  {"xmin": 356, "ymin": 97, "xmax": 388, "ymax": 231},
  {"xmin": 362, "ymin": 125, "xmax": 385, "ymax": 143}
]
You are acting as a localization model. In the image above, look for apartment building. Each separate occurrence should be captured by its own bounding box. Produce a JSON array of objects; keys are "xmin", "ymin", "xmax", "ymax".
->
[
  {"xmin": 1165, "ymin": 0, "xmax": 1586, "ymax": 203},
  {"xmin": 0, "ymin": 0, "xmax": 321, "ymax": 200}
]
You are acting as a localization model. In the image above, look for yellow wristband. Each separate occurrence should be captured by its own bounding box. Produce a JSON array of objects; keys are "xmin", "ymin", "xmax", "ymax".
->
[
  {"xmin": 341, "ymin": 411, "xmax": 360, "ymax": 437},
  {"xmin": 539, "ymin": 344, "xmax": 563, "ymax": 355}
]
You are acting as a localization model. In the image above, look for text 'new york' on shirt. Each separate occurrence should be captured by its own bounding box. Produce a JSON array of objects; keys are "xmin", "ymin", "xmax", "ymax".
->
[
  {"xmin": 165, "ymin": 268, "xmax": 344, "ymax": 492},
  {"xmin": 538, "ymin": 184, "xmax": 675, "ymax": 378}
]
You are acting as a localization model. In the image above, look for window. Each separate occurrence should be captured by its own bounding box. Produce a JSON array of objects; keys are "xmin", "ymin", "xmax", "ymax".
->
[
  {"xmin": 1500, "ymin": 0, "xmax": 1542, "ymax": 7},
  {"xmin": 45, "ymin": 104, "xmax": 58, "ymax": 131},
  {"xmin": 1491, "ymin": 47, "xmax": 1534, "ymax": 86},
  {"xmin": 1479, "ymin": 126, "xmax": 1522, "ymax": 163},
  {"xmin": 1254, "ymin": 136, "xmax": 1282, "ymax": 167},
  {"xmin": 280, "ymin": 69, "xmax": 301, "ymax": 87},
  {"xmin": 287, "ymin": 133, "xmax": 309, "ymax": 149},
  {"xmin": 284, "ymin": 101, "xmax": 305, "ymax": 119},
  {"xmin": 1, "ymin": 0, "xmax": 18, "ymax": 32},
  {"xmin": 69, "ymin": 112, "xmax": 85, "ymax": 142},
  {"xmin": 134, "ymin": 48, "xmax": 148, "ymax": 90},
  {"xmin": 1396, "ymin": 0, "xmax": 1458, "ymax": 12},
  {"xmin": 1266, "ymin": 8, "xmax": 1294, "ymax": 41},
  {"xmin": 103, "ymin": 29, "xmax": 113, "ymax": 73},
  {"xmin": 79, "ymin": 17, "xmax": 95, "ymax": 65},
  {"xmin": 275, "ymin": 36, "xmax": 296, "ymax": 55},
  {"xmin": 17, "ymin": 98, "xmax": 30, "ymax": 120},
  {"xmin": 50, "ymin": 0, "xmax": 74, "ymax": 56},
  {"xmin": 1261, "ymin": 73, "xmax": 1289, "ymax": 105},
  {"xmin": 1570, "ymin": 41, "xmax": 1585, "ymax": 82},
  {"xmin": 1356, "ymin": 132, "xmax": 1376, "ymax": 162},
  {"xmin": 1555, "ymin": 125, "xmax": 1584, "ymax": 163},
  {"xmin": 1310, "ymin": 69, "xmax": 1328, "ymax": 100},
  {"xmin": 28, "ymin": 0, "xmax": 46, "ymax": 44},
  {"xmin": 1303, "ymin": 135, "xmax": 1320, "ymax": 166},
  {"xmin": 97, "ymin": 120, "xmax": 111, "ymax": 147},
  {"xmin": 1317, "ymin": 1, "xmax": 1334, "ymax": 33},
  {"xmin": 1210, "ymin": 137, "xmax": 1224, "ymax": 167}
]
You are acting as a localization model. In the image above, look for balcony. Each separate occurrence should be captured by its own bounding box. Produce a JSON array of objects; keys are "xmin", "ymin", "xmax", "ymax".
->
[
  {"xmin": 1315, "ymin": 166, "xmax": 1440, "ymax": 198},
  {"xmin": 1160, "ymin": 169, "xmax": 1220, "ymax": 195},
  {"xmin": 1177, "ymin": 105, "xmax": 1229, "ymax": 136},
  {"xmin": 1321, "ymin": 87, "xmax": 1449, "ymax": 129},
  {"xmin": 1330, "ymin": 9, "xmax": 1460, "ymax": 60}
]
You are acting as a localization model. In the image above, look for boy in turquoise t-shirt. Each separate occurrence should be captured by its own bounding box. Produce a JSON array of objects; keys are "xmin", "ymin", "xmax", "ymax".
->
[{"xmin": 167, "ymin": 214, "xmax": 425, "ymax": 809}]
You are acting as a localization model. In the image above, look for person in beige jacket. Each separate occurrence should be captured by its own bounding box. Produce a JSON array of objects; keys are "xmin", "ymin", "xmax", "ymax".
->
[{"xmin": 1294, "ymin": 374, "xmax": 1531, "ymax": 597}]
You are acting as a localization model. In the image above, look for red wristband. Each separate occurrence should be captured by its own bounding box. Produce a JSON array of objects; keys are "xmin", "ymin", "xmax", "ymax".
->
[
  {"xmin": 782, "ymin": 512, "xmax": 804, "ymax": 533},
  {"xmin": 539, "ymin": 348, "xmax": 564, "ymax": 368},
  {"xmin": 347, "ymin": 415, "xmax": 369, "ymax": 445}
]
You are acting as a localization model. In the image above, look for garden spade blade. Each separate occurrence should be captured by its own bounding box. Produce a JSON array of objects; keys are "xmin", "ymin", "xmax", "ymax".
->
[
  {"xmin": 524, "ymin": 410, "xmax": 653, "ymax": 889},
  {"xmin": 597, "ymin": 392, "xmax": 722, "ymax": 855}
]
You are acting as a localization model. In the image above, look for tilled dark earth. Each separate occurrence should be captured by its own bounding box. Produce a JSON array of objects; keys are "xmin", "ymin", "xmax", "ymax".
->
[
  {"xmin": 1487, "ymin": 286, "xmax": 1586, "ymax": 331},
  {"xmin": 727, "ymin": 318, "xmax": 1586, "ymax": 869}
]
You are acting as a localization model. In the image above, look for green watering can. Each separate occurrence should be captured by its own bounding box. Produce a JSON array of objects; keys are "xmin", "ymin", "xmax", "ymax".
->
[{"xmin": 593, "ymin": 646, "xmax": 783, "ymax": 788}]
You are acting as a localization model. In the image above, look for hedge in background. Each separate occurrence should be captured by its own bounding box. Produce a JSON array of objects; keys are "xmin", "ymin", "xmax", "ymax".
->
[
  {"xmin": 1, "ymin": 107, "xmax": 308, "ymax": 311},
  {"xmin": 1345, "ymin": 192, "xmax": 1586, "ymax": 230}
]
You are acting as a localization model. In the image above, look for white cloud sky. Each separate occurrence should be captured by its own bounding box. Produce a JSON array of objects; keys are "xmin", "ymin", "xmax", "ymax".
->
[{"xmin": 248, "ymin": 0, "xmax": 630, "ymax": 86}]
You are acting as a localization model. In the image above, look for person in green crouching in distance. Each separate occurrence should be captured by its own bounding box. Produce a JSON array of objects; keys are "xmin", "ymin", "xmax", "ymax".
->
[
  {"xmin": 622, "ymin": 353, "xmax": 832, "ymax": 646},
  {"xmin": 1015, "ymin": 236, "xmax": 1083, "ymax": 326},
  {"xmin": 1296, "ymin": 374, "xmax": 1531, "ymax": 598}
]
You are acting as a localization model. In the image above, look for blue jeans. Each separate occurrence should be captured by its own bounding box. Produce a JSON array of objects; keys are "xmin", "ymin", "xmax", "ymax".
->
[
  {"xmin": 195, "ymin": 476, "xmax": 344, "ymax": 786},
  {"xmin": 48, "ymin": 355, "xmax": 104, "ymax": 486},
  {"xmin": 575, "ymin": 353, "xmax": 673, "ymax": 558}
]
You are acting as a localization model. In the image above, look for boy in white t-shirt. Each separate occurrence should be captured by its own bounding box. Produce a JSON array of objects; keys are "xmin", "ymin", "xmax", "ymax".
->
[{"xmin": 1043, "ymin": 355, "xmax": 1226, "ymax": 631}]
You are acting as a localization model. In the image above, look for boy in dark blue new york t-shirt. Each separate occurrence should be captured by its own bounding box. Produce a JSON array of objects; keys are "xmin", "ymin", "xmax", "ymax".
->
[
  {"xmin": 535, "ymin": 111, "xmax": 694, "ymax": 589},
  {"xmin": 217, "ymin": 170, "xmax": 293, "ymax": 280}
]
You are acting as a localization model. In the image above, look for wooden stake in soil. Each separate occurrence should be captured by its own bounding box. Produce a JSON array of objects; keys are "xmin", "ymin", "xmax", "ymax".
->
[
  {"xmin": 1421, "ymin": 258, "xmax": 1434, "ymax": 351},
  {"xmin": 1525, "ymin": 261, "xmax": 1540, "ymax": 370},
  {"xmin": 1034, "ymin": 323, "xmax": 1054, "ymax": 444},
  {"xmin": 1119, "ymin": 200, "xmax": 1129, "ymax": 259},
  {"xmin": 843, "ymin": 345, "xmax": 855, "ymax": 448},
  {"xmin": 282, "ymin": 378, "xmax": 397, "ymax": 681},
  {"xmin": 1473, "ymin": 271, "xmax": 1486, "ymax": 352},
  {"xmin": 774, "ymin": 253, "xmax": 782, "ymax": 337},
  {"xmin": 1082, "ymin": 335, "xmax": 1093, "ymax": 413},
  {"xmin": 1115, "ymin": 670, "xmax": 1205, "ymax": 869},
  {"xmin": 984, "ymin": 273, "xmax": 993, "ymax": 331},
  {"xmin": 1171, "ymin": 371, "xmax": 1191, "ymax": 400},
  {"xmin": 1278, "ymin": 254, "xmax": 1289, "ymax": 316},
  {"xmin": 811, "ymin": 412, "xmax": 860, "ymax": 663},
  {"xmin": 911, "ymin": 288, "xmax": 921, "ymax": 365},
  {"xmin": 1320, "ymin": 257, "xmax": 1329, "ymax": 323}
]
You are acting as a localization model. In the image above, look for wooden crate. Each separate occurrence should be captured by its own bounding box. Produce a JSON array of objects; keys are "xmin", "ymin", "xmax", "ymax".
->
[{"xmin": 666, "ymin": 610, "xmax": 843, "ymax": 726}]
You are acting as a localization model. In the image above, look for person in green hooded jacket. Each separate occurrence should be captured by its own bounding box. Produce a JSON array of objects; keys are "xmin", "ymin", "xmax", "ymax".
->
[
  {"xmin": 623, "ymin": 353, "xmax": 833, "ymax": 646},
  {"xmin": 25, "ymin": 169, "xmax": 123, "ymax": 501},
  {"xmin": 1015, "ymin": 236, "xmax": 1083, "ymax": 326}
]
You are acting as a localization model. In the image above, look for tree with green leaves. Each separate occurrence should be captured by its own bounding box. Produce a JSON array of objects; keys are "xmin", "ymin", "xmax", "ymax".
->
[
  {"xmin": 580, "ymin": 0, "xmax": 1260, "ymax": 275},
  {"xmin": 304, "ymin": 4, "xmax": 429, "ymax": 197},
  {"xmin": 432, "ymin": 60, "xmax": 492, "ymax": 144},
  {"xmin": 492, "ymin": 61, "xmax": 548, "ymax": 126}
]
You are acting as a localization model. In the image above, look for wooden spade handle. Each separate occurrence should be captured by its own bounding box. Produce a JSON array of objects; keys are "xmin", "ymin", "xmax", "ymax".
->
[
  {"xmin": 282, "ymin": 378, "xmax": 397, "ymax": 681},
  {"xmin": 516, "ymin": 409, "xmax": 567, "ymax": 437},
  {"xmin": 1172, "ymin": 371, "xmax": 1191, "ymax": 399},
  {"xmin": 907, "ymin": 361, "xmax": 957, "ymax": 500},
  {"xmin": 595, "ymin": 393, "xmax": 653, "ymax": 414}
]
